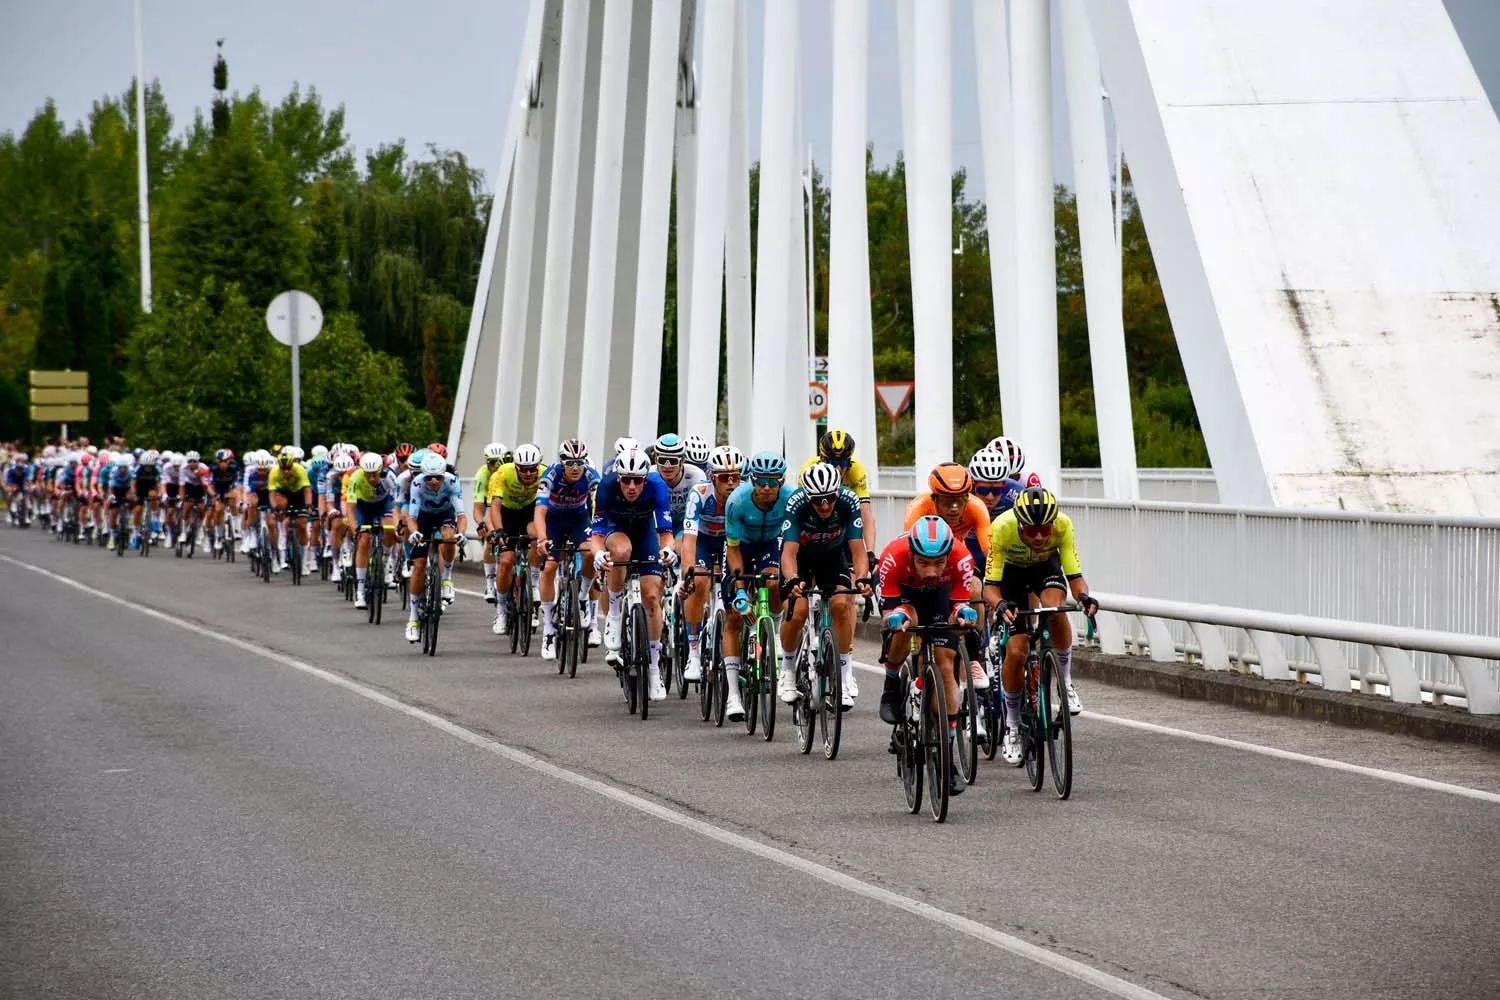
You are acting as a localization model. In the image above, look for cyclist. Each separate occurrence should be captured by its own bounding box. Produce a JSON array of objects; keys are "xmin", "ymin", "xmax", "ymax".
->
[
  {"xmin": 779, "ymin": 461, "xmax": 872, "ymax": 708},
  {"xmin": 722, "ymin": 451, "xmax": 796, "ymax": 721},
  {"xmin": 533, "ymin": 438, "xmax": 600, "ymax": 660},
  {"xmin": 324, "ymin": 451, "xmax": 357, "ymax": 580},
  {"xmin": 405, "ymin": 453, "xmax": 467, "ymax": 642},
  {"xmin": 206, "ymin": 449, "xmax": 240, "ymax": 553},
  {"xmin": 967, "ymin": 446, "xmax": 1024, "ymax": 576},
  {"xmin": 244, "ymin": 451, "xmax": 275, "ymax": 555},
  {"xmin": 160, "ymin": 451, "xmax": 181, "ymax": 546},
  {"xmin": 654, "ymin": 433, "xmax": 709, "ymax": 542},
  {"xmin": 106, "ymin": 452, "xmax": 135, "ymax": 548},
  {"xmin": 306, "ymin": 444, "xmax": 330, "ymax": 560},
  {"xmin": 474, "ymin": 442, "xmax": 512, "ymax": 603},
  {"xmin": 269, "ymin": 446, "xmax": 315, "ymax": 575},
  {"xmin": 600, "ymin": 436, "xmax": 640, "ymax": 479},
  {"xmin": 876, "ymin": 516, "xmax": 979, "ymax": 798},
  {"xmin": 676, "ymin": 444, "xmax": 743, "ymax": 681},
  {"xmin": 590, "ymin": 446, "xmax": 673, "ymax": 699},
  {"xmin": 178, "ymin": 451, "xmax": 211, "ymax": 547},
  {"xmin": 131, "ymin": 449, "xmax": 163, "ymax": 546},
  {"xmin": 903, "ymin": 462, "xmax": 991, "ymax": 692},
  {"xmin": 486, "ymin": 443, "xmax": 545, "ymax": 633},
  {"xmin": 347, "ymin": 451, "xmax": 401, "ymax": 608},
  {"xmin": 982, "ymin": 486, "xmax": 1098, "ymax": 765},
  {"xmin": 683, "ymin": 433, "xmax": 712, "ymax": 476},
  {"xmin": 801, "ymin": 428, "xmax": 877, "ymax": 549}
]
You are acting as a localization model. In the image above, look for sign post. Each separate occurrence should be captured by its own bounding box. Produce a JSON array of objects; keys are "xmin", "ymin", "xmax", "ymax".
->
[
  {"xmin": 265, "ymin": 291, "xmax": 324, "ymax": 449},
  {"xmin": 29, "ymin": 370, "xmax": 90, "ymax": 437}
]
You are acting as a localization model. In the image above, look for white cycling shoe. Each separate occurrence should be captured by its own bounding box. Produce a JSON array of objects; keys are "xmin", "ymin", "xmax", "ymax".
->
[
  {"xmin": 970, "ymin": 661, "xmax": 991, "ymax": 691},
  {"xmin": 683, "ymin": 649, "xmax": 703, "ymax": 682},
  {"xmin": 647, "ymin": 667, "xmax": 667, "ymax": 701},
  {"xmin": 603, "ymin": 614, "xmax": 622, "ymax": 652},
  {"xmin": 354, "ymin": 594, "xmax": 368, "ymax": 610},
  {"xmin": 1066, "ymin": 681, "xmax": 1082, "ymax": 715},
  {"xmin": 441, "ymin": 580, "xmax": 455, "ymax": 603},
  {"xmin": 724, "ymin": 670, "xmax": 746, "ymax": 720},
  {"xmin": 777, "ymin": 668, "xmax": 800, "ymax": 704},
  {"xmin": 492, "ymin": 613, "xmax": 509, "ymax": 636},
  {"xmin": 842, "ymin": 662, "xmax": 859, "ymax": 699},
  {"xmin": 540, "ymin": 633, "xmax": 557, "ymax": 660},
  {"xmin": 405, "ymin": 620, "xmax": 420, "ymax": 643},
  {"xmin": 1001, "ymin": 727, "xmax": 1024, "ymax": 766}
]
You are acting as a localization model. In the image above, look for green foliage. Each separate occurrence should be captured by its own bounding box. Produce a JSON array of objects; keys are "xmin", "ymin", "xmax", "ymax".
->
[{"xmin": 0, "ymin": 372, "xmax": 27, "ymax": 442}]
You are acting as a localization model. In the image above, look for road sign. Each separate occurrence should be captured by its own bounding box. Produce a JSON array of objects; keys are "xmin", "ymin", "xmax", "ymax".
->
[
  {"xmin": 875, "ymin": 381, "xmax": 914, "ymax": 422},
  {"xmin": 266, "ymin": 290, "xmax": 324, "ymax": 449},
  {"xmin": 30, "ymin": 387, "xmax": 89, "ymax": 406},
  {"xmin": 809, "ymin": 382, "xmax": 829, "ymax": 420},
  {"xmin": 29, "ymin": 369, "xmax": 89, "ymax": 388},
  {"xmin": 31, "ymin": 405, "xmax": 89, "ymax": 423}
]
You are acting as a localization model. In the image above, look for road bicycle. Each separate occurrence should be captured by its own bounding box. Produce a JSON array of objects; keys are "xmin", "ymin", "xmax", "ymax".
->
[
  {"xmin": 785, "ymin": 580, "xmax": 872, "ymax": 760},
  {"xmin": 732, "ymin": 570, "xmax": 781, "ymax": 741}
]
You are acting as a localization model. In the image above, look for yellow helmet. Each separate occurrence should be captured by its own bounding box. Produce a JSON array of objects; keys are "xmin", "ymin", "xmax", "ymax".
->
[
  {"xmin": 818, "ymin": 429, "xmax": 855, "ymax": 463},
  {"xmin": 1013, "ymin": 486, "xmax": 1058, "ymax": 527}
]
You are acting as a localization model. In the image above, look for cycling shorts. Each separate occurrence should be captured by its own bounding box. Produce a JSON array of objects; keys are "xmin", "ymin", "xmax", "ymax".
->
[
  {"xmin": 880, "ymin": 589, "xmax": 962, "ymax": 652},
  {"xmin": 182, "ymin": 483, "xmax": 207, "ymax": 504},
  {"xmin": 109, "ymin": 485, "xmax": 131, "ymax": 506},
  {"xmin": 725, "ymin": 540, "xmax": 779, "ymax": 607},
  {"xmin": 499, "ymin": 502, "xmax": 535, "ymax": 539},
  {"xmin": 355, "ymin": 497, "xmax": 394, "ymax": 528},
  {"xmin": 795, "ymin": 544, "xmax": 853, "ymax": 596},
  {"xmin": 992, "ymin": 555, "xmax": 1069, "ymax": 605},
  {"xmin": 544, "ymin": 508, "xmax": 591, "ymax": 552},
  {"xmin": 412, "ymin": 509, "xmax": 457, "ymax": 542}
]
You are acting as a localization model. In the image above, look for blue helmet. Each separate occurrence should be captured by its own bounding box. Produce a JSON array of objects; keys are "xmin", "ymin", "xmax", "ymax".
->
[
  {"xmin": 408, "ymin": 447, "xmax": 430, "ymax": 471},
  {"xmin": 908, "ymin": 515, "xmax": 954, "ymax": 558},
  {"xmin": 745, "ymin": 451, "xmax": 786, "ymax": 479}
]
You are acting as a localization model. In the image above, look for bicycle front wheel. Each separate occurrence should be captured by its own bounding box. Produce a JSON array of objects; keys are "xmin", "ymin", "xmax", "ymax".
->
[
  {"xmin": 632, "ymin": 603, "xmax": 651, "ymax": 721},
  {"xmin": 1044, "ymin": 649, "xmax": 1073, "ymax": 799},
  {"xmin": 899, "ymin": 661, "xmax": 923, "ymax": 815},
  {"xmin": 741, "ymin": 623, "xmax": 758, "ymax": 735},
  {"xmin": 1025, "ymin": 657, "xmax": 1045, "ymax": 792},
  {"xmin": 673, "ymin": 594, "xmax": 690, "ymax": 700},
  {"xmin": 818, "ymin": 628, "xmax": 843, "ymax": 761},
  {"xmin": 922, "ymin": 659, "xmax": 950, "ymax": 823},
  {"xmin": 757, "ymin": 617, "xmax": 777, "ymax": 742},
  {"xmin": 794, "ymin": 645, "xmax": 815, "ymax": 755},
  {"xmin": 956, "ymin": 655, "xmax": 979, "ymax": 786}
]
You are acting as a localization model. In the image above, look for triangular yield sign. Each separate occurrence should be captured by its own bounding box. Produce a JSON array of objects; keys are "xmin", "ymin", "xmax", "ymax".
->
[{"xmin": 875, "ymin": 381, "xmax": 914, "ymax": 421}]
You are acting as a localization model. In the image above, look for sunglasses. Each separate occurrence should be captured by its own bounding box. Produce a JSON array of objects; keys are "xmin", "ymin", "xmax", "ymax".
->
[
  {"xmin": 752, "ymin": 476, "xmax": 782, "ymax": 487},
  {"xmin": 973, "ymin": 485, "xmax": 1006, "ymax": 498},
  {"xmin": 424, "ymin": 474, "xmax": 445, "ymax": 484},
  {"xmin": 712, "ymin": 472, "xmax": 741, "ymax": 483},
  {"xmin": 1019, "ymin": 523, "xmax": 1052, "ymax": 537},
  {"xmin": 619, "ymin": 475, "xmax": 646, "ymax": 486},
  {"xmin": 810, "ymin": 494, "xmax": 837, "ymax": 507},
  {"xmin": 562, "ymin": 460, "xmax": 586, "ymax": 469},
  {"xmin": 656, "ymin": 457, "xmax": 682, "ymax": 467}
]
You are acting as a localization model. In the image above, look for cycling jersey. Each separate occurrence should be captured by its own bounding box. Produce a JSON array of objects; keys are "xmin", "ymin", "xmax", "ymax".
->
[
  {"xmin": 538, "ymin": 463, "xmax": 599, "ymax": 513},
  {"xmin": 485, "ymin": 462, "xmax": 544, "ymax": 510},
  {"xmin": 902, "ymin": 492, "xmax": 991, "ymax": 558},
  {"xmin": 977, "ymin": 477, "xmax": 1025, "ymax": 516},
  {"xmin": 877, "ymin": 538, "xmax": 975, "ymax": 602},
  {"xmin": 345, "ymin": 469, "xmax": 399, "ymax": 504},
  {"xmin": 324, "ymin": 468, "xmax": 346, "ymax": 500},
  {"xmin": 132, "ymin": 463, "xmax": 161, "ymax": 490},
  {"xmin": 724, "ymin": 482, "xmax": 796, "ymax": 545},
  {"xmin": 210, "ymin": 459, "xmax": 241, "ymax": 494},
  {"xmin": 160, "ymin": 461, "xmax": 180, "ymax": 486},
  {"xmin": 682, "ymin": 482, "xmax": 731, "ymax": 539},
  {"xmin": 780, "ymin": 487, "xmax": 863, "ymax": 551},
  {"xmin": 798, "ymin": 456, "xmax": 870, "ymax": 501},
  {"xmin": 407, "ymin": 472, "xmax": 463, "ymax": 519},
  {"xmin": 984, "ymin": 509, "xmax": 1083, "ymax": 579},
  {"xmin": 268, "ymin": 462, "xmax": 310, "ymax": 493},
  {"xmin": 591, "ymin": 470, "xmax": 671, "ymax": 535},
  {"xmin": 179, "ymin": 464, "xmax": 212, "ymax": 492},
  {"xmin": 306, "ymin": 458, "xmax": 328, "ymax": 496},
  {"xmin": 659, "ymin": 464, "xmax": 708, "ymax": 532},
  {"xmin": 473, "ymin": 463, "xmax": 500, "ymax": 507}
]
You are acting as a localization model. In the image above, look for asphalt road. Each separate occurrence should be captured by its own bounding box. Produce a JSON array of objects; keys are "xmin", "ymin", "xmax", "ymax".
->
[{"xmin": 2, "ymin": 526, "xmax": 1497, "ymax": 1000}]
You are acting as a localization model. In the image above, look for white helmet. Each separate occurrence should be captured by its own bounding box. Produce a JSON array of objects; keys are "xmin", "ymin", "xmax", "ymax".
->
[
  {"xmin": 311, "ymin": 444, "xmax": 328, "ymax": 460},
  {"xmin": 359, "ymin": 452, "xmax": 383, "ymax": 473},
  {"xmin": 142, "ymin": 449, "xmax": 160, "ymax": 465},
  {"xmin": 118, "ymin": 452, "xmax": 136, "ymax": 468},
  {"xmin": 43, "ymin": 445, "xmax": 57, "ymax": 458},
  {"xmin": 184, "ymin": 450, "xmax": 201, "ymax": 463},
  {"xmin": 283, "ymin": 445, "xmax": 304, "ymax": 461},
  {"xmin": 800, "ymin": 462, "xmax": 842, "ymax": 498},
  {"xmin": 708, "ymin": 445, "xmax": 744, "ymax": 475},
  {"xmin": 985, "ymin": 436, "xmax": 1026, "ymax": 479},
  {"xmin": 613, "ymin": 436, "xmax": 640, "ymax": 456},
  {"xmin": 513, "ymin": 443, "xmax": 543, "ymax": 468},
  {"xmin": 483, "ymin": 441, "xmax": 510, "ymax": 461},
  {"xmin": 968, "ymin": 448, "xmax": 1008, "ymax": 483},
  {"xmin": 616, "ymin": 447, "xmax": 652, "ymax": 477},
  {"xmin": 420, "ymin": 454, "xmax": 448, "ymax": 477},
  {"xmin": 684, "ymin": 434, "xmax": 711, "ymax": 466},
  {"xmin": 256, "ymin": 452, "xmax": 276, "ymax": 469},
  {"xmin": 332, "ymin": 453, "xmax": 356, "ymax": 472}
]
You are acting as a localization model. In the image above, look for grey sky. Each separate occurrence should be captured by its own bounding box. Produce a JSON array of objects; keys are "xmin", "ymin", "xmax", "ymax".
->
[{"xmin": 3, "ymin": 1, "xmax": 1499, "ymax": 200}]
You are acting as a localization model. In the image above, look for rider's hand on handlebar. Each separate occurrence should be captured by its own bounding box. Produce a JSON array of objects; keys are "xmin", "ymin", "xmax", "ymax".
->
[
  {"xmin": 660, "ymin": 548, "xmax": 677, "ymax": 569},
  {"xmin": 885, "ymin": 609, "xmax": 911, "ymax": 632},
  {"xmin": 732, "ymin": 588, "xmax": 750, "ymax": 615},
  {"xmin": 408, "ymin": 530, "xmax": 424, "ymax": 546},
  {"xmin": 537, "ymin": 537, "xmax": 553, "ymax": 558},
  {"xmin": 593, "ymin": 549, "xmax": 611, "ymax": 574},
  {"xmin": 953, "ymin": 605, "xmax": 979, "ymax": 627},
  {"xmin": 1001, "ymin": 600, "xmax": 1019, "ymax": 625},
  {"xmin": 1078, "ymin": 592, "xmax": 1099, "ymax": 617}
]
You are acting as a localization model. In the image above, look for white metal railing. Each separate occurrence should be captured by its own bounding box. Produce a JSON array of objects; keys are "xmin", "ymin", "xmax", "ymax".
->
[
  {"xmin": 874, "ymin": 466, "xmax": 1219, "ymax": 502},
  {"xmin": 866, "ymin": 491, "xmax": 1500, "ymax": 714}
]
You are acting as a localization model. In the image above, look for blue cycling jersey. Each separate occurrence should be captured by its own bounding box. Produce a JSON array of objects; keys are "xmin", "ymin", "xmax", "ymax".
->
[
  {"xmin": 407, "ymin": 472, "xmax": 463, "ymax": 519},
  {"xmin": 592, "ymin": 470, "xmax": 671, "ymax": 534},
  {"xmin": 307, "ymin": 457, "xmax": 328, "ymax": 494},
  {"xmin": 108, "ymin": 464, "xmax": 133, "ymax": 489},
  {"xmin": 724, "ymin": 482, "xmax": 796, "ymax": 545},
  {"xmin": 988, "ymin": 477, "xmax": 1025, "ymax": 514},
  {"xmin": 682, "ymin": 482, "xmax": 731, "ymax": 539},
  {"xmin": 538, "ymin": 463, "xmax": 599, "ymax": 513}
]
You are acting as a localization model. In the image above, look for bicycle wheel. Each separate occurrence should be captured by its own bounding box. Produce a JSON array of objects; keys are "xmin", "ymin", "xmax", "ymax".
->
[
  {"xmin": 741, "ymin": 623, "xmax": 758, "ymax": 735},
  {"xmin": 673, "ymin": 594, "xmax": 689, "ymax": 700},
  {"xmin": 187, "ymin": 515, "xmax": 198, "ymax": 558},
  {"xmin": 710, "ymin": 614, "xmax": 727, "ymax": 727},
  {"xmin": 508, "ymin": 573, "xmax": 522, "ymax": 655},
  {"xmin": 558, "ymin": 573, "xmax": 575, "ymax": 676},
  {"xmin": 518, "ymin": 578, "xmax": 534, "ymax": 657},
  {"xmin": 757, "ymin": 617, "xmax": 777, "ymax": 742},
  {"xmin": 922, "ymin": 659, "xmax": 950, "ymax": 823},
  {"xmin": 1024, "ymin": 657, "xmax": 1045, "ymax": 792},
  {"xmin": 794, "ymin": 644, "xmax": 815, "ymax": 756},
  {"xmin": 818, "ymin": 628, "xmax": 843, "ymax": 761},
  {"xmin": 425, "ymin": 567, "xmax": 442, "ymax": 657},
  {"xmin": 981, "ymin": 687, "xmax": 1001, "ymax": 761},
  {"xmin": 632, "ymin": 603, "xmax": 650, "ymax": 721},
  {"xmin": 899, "ymin": 661, "xmax": 923, "ymax": 814},
  {"xmin": 1044, "ymin": 649, "xmax": 1073, "ymax": 800},
  {"xmin": 700, "ymin": 611, "xmax": 718, "ymax": 721},
  {"xmin": 290, "ymin": 534, "xmax": 302, "ymax": 586},
  {"xmin": 956, "ymin": 657, "xmax": 979, "ymax": 786}
]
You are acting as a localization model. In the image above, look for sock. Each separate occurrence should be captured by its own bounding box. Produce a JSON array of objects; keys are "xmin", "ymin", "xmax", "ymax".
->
[
  {"xmin": 410, "ymin": 596, "xmax": 420, "ymax": 617},
  {"xmin": 780, "ymin": 649, "xmax": 795, "ymax": 676},
  {"xmin": 484, "ymin": 562, "xmax": 497, "ymax": 583},
  {"xmin": 356, "ymin": 567, "xmax": 367, "ymax": 588},
  {"xmin": 724, "ymin": 655, "xmax": 741, "ymax": 674},
  {"xmin": 608, "ymin": 590, "xmax": 624, "ymax": 617},
  {"xmin": 542, "ymin": 601, "xmax": 556, "ymax": 634},
  {"xmin": 1057, "ymin": 647, "xmax": 1073, "ymax": 688},
  {"xmin": 1002, "ymin": 689, "xmax": 1021, "ymax": 730},
  {"xmin": 687, "ymin": 621, "xmax": 699, "ymax": 641},
  {"xmin": 883, "ymin": 664, "xmax": 901, "ymax": 699},
  {"xmin": 838, "ymin": 651, "xmax": 852, "ymax": 672},
  {"xmin": 497, "ymin": 594, "xmax": 510, "ymax": 612},
  {"xmin": 528, "ymin": 566, "xmax": 541, "ymax": 593},
  {"xmin": 649, "ymin": 640, "xmax": 661, "ymax": 670},
  {"xmin": 442, "ymin": 562, "xmax": 453, "ymax": 583}
]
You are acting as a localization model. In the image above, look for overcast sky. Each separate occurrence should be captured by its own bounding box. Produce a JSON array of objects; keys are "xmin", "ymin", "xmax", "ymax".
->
[{"xmin": 3, "ymin": 1, "xmax": 1498, "ymax": 200}]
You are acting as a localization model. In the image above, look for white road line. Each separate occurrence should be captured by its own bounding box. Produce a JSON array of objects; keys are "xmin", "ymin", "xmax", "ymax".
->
[
  {"xmin": 2, "ymin": 553, "xmax": 1167, "ymax": 1000},
  {"xmin": 848, "ymin": 657, "xmax": 1500, "ymax": 805}
]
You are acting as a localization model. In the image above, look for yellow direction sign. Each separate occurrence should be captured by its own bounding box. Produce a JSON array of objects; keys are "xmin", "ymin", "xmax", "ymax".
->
[
  {"xmin": 31, "ymin": 405, "xmax": 90, "ymax": 423},
  {"xmin": 29, "ymin": 369, "xmax": 89, "ymax": 388},
  {"xmin": 30, "ymin": 387, "xmax": 89, "ymax": 406}
]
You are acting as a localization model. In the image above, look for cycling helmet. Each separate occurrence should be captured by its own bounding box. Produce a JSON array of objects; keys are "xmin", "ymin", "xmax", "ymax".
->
[
  {"xmin": 420, "ymin": 454, "xmax": 447, "ymax": 477},
  {"xmin": 118, "ymin": 452, "xmax": 136, "ymax": 468},
  {"xmin": 184, "ymin": 450, "xmax": 201, "ymax": 463},
  {"xmin": 927, "ymin": 462, "xmax": 973, "ymax": 497},
  {"xmin": 256, "ymin": 452, "xmax": 276, "ymax": 469},
  {"xmin": 616, "ymin": 447, "xmax": 652, "ymax": 477},
  {"xmin": 986, "ymin": 436, "xmax": 1026, "ymax": 479},
  {"xmin": 79, "ymin": 453, "xmax": 93, "ymax": 467},
  {"xmin": 408, "ymin": 448, "xmax": 429, "ymax": 471},
  {"xmin": 613, "ymin": 436, "xmax": 639, "ymax": 456},
  {"xmin": 310, "ymin": 444, "xmax": 328, "ymax": 460},
  {"xmin": 141, "ymin": 449, "xmax": 160, "ymax": 465},
  {"xmin": 330, "ymin": 442, "xmax": 353, "ymax": 457},
  {"xmin": 284, "ymin": 445, "xmax": 304, "ymax": 461},
  {"xmin": 513, "ymin": 443, "xmax": 543, "ymax": 468},
  {"xmin": 427, "ymin": 442, "xmax": 448, "ymax": 459},
  {"xmin": 653, "ymin": 433, "xmax": 685, "ymax": 459},
  {"xmin": 745, "ymin": 451, "xmax": 787, "ymax": 479},
  {"xmin": 708, "ymin": 445, "xmax": 744, "ymax": 475},
  {"xmin": 483, "ymin": 441, "xmax": 510, "ymax": 462},
  {"xmin": 43, "ymin": 445, "xmax": 57, "ymax": 458},
  {"xmin": 1013, "ymin": 486, "xmax": 1058, "ymax": 527},
  {"xmin": 394, "ymin": 442, "xmax": 415, "ymax": 464},
  {"xmin": 332, "ymin": 453, "xmax": 356, "ymax": 473},
  {"xmin": 968, "ymin": 448, "xmax": 1008, "ymax": 483},
  {"xmin": 557, "ymin": 438, "xmax": 588, "ymax": 462},
  {"xmin": 359, "ymin": 452, "xmax": 384, "ymax": 473},
  {"xmin": 908, "ymin": 515, "xmax": 954, "ymax": 558},
  {"xmin": 684, "ymin": 434, "xmax": 711, "ymax": 466},
  {"xmin": 818, "ymin": 429, "xmax": 856, "ymax": 463},
  {"xmin": 214, "ymin": 448, "xmax": 232, "ymax": 462},
  {"xmin": 800, "ymin": 462, "xmax": 842, "ymax": 498}
]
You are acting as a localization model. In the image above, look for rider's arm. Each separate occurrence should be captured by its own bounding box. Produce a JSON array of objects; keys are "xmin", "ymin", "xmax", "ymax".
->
[
  {"xmin": 778, "ymin": 539, "xmax": 799, "ymax": 585},
  {"xmin": 847, "ymin": 535, "xmax": 870, "ymax": 582}
]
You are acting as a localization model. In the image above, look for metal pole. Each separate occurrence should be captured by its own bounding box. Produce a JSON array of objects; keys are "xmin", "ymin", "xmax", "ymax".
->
[
  {"xmin": 290, "ymin": 299, "xmax": 301, "ymax": 449},
  {"xmin": 133, "ymin": 0, "xmax": 152, "ymax": 313},
  {"xmin": 806, "ymin": 145, "xmax": 816, "ymax": 371}
]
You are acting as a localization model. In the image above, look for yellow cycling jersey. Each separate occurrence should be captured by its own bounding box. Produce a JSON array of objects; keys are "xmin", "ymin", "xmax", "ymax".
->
[
  {"xmin": 984, "ymin": 509, "xmax": 1083, "ymax": 579},
  {"xmin": 473, "ymin": 463, "xmax": 499, "ymax": 506},
  {"xmin": 485, "ymin": 462, "xmax": 544, "ymax": 509},
  {"xmin": 268, "ymin": 462, "xmax": 310, "ymax": 493},
  {"xmin": 799, "ymin": 456, "xmax": 870, "ymax": 501}
]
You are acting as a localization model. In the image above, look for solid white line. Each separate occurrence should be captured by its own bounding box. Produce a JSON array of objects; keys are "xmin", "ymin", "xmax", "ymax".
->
[
  {"xmin": 849, "ymin": 658, "xmax": 1500, "ymax": 805},
  {"xmin": 2, "ymin": 553, "xmax": 1166, "ymax": 1000}
]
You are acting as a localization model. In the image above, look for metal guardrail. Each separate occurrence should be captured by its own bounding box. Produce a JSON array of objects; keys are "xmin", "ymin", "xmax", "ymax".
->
[{"xmin": 875, "ymin": 466, "xmax": 1219, "ymax": 502}]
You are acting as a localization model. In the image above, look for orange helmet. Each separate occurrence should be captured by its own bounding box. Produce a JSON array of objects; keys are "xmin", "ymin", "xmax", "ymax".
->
[
  {"xmin": 394, "ymin": 442, "xmax": 415, "ymax": 463},
  {"xmin": 927, "ymin": 462, "xmax": 972, "ymax": 497},
  {"xmin": 427, "ymin": 442, "xmax": 448, "ymax": 459}
]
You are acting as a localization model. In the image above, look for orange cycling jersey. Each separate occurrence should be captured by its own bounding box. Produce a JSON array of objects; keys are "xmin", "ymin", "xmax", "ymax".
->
[{"xmin": 901, "ymin": 492, "xmax": 991, "ymax": 558}]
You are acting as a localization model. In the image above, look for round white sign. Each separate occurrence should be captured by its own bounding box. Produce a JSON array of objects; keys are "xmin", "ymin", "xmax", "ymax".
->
[{"xmin": 265, "ymin": 290, "xmax": 324, "ymax": 347}]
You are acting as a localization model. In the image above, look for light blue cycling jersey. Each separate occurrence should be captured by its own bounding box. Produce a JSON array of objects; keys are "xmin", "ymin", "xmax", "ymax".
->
[
  {"xmin": 660, "ymin": 464, "xmax": 708, "ymax": 533},
  {"xmin": 724, "ymin": 482, "xmax": 796, "ymax": 545},
  {"xmin": 407, "ymin": 472, "xmax": 463, "ymax": 519},
  {"xmin": 682, "ymin": 482, "xmax": 730, "ymax": 539}
]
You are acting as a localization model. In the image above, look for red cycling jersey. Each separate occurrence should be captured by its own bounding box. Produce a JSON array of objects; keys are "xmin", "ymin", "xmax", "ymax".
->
[{"xmin": 876, "ymin": 537, "xmax": 974, "ymax": 603}]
